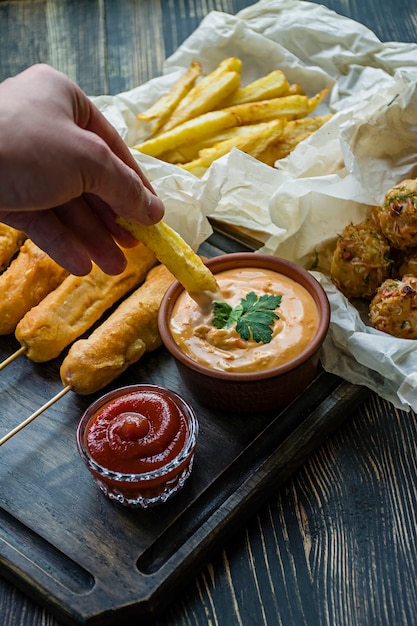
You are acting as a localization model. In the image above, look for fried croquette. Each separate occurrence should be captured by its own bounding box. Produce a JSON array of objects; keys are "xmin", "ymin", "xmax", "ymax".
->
[
  {"xmin": 373, "ymin": 178, "xmax": 417, "ymax": 250},
  {"xmin": 369, "ymin": 274, "xmax": 417, "ymax": 339},
  {"xmin": 330, "ymin": 220, "xmax": 392, "ymax": 300}
]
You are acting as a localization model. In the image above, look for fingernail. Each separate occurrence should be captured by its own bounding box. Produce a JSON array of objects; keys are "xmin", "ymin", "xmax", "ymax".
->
[{"xmin": 147, "ymin": 192, "xmax": 165, "ymax": 222}]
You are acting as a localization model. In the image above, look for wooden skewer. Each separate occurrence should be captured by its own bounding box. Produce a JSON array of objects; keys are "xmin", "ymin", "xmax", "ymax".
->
[
  {"xmin": 0, "ymin": 386, "xmax": 72, "ymax": 446},
  {"xmin": 0, "ymin": 346, "xmax": 26, "ymax": 371}
]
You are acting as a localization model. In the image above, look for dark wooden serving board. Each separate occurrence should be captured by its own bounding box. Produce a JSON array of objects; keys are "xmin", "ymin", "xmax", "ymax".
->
[{"xmin": 0, "ymin": 232, "xmax": 370, "ymax": 625}]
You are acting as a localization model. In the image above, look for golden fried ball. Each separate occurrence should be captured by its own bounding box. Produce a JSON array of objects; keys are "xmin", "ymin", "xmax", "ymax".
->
[
  {"xmin": 369, "ymin": 274, "xmax": 417, "ymax": 339},
  {"xmin": 373, "ymin": 178, "xmax": 417, "ymax": 250},
  {"xmin": 330, "ymin": 220, "xmax": 392, "ymax": 300}
]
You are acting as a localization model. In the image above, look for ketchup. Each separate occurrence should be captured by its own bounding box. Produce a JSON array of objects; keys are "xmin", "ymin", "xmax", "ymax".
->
[
  {"xmin": 86, "ymin": 389, "xmax": 188, "ymax": 474},
  {"xmin": 77, "ymin": 385, "xmax": 199, "ymax": 507}
]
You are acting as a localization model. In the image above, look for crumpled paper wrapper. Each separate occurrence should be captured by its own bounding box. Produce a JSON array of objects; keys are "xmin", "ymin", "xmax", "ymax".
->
[{"xmin": 91, "ymin": 0, "xmax": 417, "ymax": 411}]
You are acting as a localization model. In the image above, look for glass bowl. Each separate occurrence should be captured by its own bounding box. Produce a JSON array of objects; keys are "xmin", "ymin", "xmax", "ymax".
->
[{"xmin": 76, "ymin": 384, "xmax": 198, "ymax": 508}]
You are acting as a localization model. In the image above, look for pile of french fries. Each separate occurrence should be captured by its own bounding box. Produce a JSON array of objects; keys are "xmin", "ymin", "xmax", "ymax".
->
[{"xmin": 134, "ymin": 57, "xmax": 332, "ymax": 177}]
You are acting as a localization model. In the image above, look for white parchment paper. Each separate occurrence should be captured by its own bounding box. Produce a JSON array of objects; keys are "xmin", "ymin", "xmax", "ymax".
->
[{"xmin": 91, "ymin": 0, "xmax": 417, "ymax": 411}]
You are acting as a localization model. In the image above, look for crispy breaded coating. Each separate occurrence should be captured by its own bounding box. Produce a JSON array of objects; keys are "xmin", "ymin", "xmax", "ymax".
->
[
  {"xmin": 0, "ymin": 224, "xmax": 26, "ymax": 272},
  {"xmin": 0, "ymin": 239, "xmax": 69, "ymax": 335},
  {"xmin": 330, "ymin": 220, "xmax": 392, "ymax": 300},
  {"xmin": 15, "ymin": 243, "xmax": 156, "ymax": 362},
  {"xmin": 60, "ymin": 264, "xmax": 175, "ymax": 394},
  {"xmin": 369, "ymin": 274, "xmax": 417, "ymax": 339},
  {"xmin": 373, "ymin": 178, "xmax": 417, "ymax": 250}
]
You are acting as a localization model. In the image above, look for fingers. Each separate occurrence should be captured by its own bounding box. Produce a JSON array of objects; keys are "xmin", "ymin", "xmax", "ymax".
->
[
  {"xmin": 70, "ymin": 127, "xmax": 165, "ymax": 227},
  {"xmin": 0, "ymin": 210, "xmax": 93, "ymax": 275},
  {"xmin": 0, "ymin": 65, "xmax": 166, "ymax": 275},
  {"xmin": 54, "ymin": 198, "xmax": 129, "ymax": 274},
  {"xmin": 83, "ymin": 193, "xmax": 138, "ymax": 248},
  {"xmin": 0, "ymin": 197, "xmax": 131, "ymax": 276}
]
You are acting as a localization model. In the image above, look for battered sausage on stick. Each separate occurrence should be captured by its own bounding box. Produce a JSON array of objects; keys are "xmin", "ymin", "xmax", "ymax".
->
[
  {"xmin": 15, "ymin": 243, "xmax": 156, "ymax": 363},
  {"xmin": 117, "ymin": 218, "xmax": 219, "ymax": 308},
  {"xmin": 0, "ymin": 224, "xmax": 26, "ymax": 272},
  {"xmin": 0, "ymin": 239, "xmax": 69, "ymax": 335},
  {"xmin": 60, "ymin": 263, "xmax": 175, "ymax": 394}
]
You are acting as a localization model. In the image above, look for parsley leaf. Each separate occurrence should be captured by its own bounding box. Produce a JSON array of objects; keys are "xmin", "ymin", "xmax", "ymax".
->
[
  {"xmin": 212, "ymin": 291, "xmax": 282, "ymax": 343},
  {"xmin": 211, "ymin": 301, "xmax": 233, "ymax": 328}
]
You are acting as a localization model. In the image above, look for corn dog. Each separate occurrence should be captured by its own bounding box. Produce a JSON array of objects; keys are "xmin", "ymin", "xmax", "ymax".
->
[
  {"xmin": 0, "ymin": 224, "xmax": 26, "ymax": 272},
  {"xmin": 0, "ymin": 239, "xmax": 69, "ymax": 335},
  {"xmin": 60, "ymin": 263, "xmax": 175, "ymax": 394},
  {"xmin": 15, "ymin": 243, "xmax": 156, "ymax": 363}
]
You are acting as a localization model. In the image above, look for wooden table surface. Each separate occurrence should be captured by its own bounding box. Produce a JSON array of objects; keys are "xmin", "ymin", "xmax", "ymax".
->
[{"xmin": 0, "ymin": 1, "xmax": 416, "ymax": 625}]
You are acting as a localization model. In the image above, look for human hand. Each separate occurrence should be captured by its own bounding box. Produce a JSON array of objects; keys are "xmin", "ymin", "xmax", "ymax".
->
[{"xmin": 0, "ymin": 64, "xmax": 164, "ymax": 275}]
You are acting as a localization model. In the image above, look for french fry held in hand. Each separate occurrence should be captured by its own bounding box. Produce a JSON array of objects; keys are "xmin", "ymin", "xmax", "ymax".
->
[
  {"xmin": 117, "ymin": 217, "xmax": 219, "ymax": 304},
  {"xmin": 134, "ymin": 57, "xmax": 332, "ymax": 176}
]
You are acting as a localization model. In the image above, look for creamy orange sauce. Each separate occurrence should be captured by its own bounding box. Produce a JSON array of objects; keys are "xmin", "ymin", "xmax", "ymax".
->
[{"xmin": 169, "ymin": 267, "xmax": 319, "ymax": 373}]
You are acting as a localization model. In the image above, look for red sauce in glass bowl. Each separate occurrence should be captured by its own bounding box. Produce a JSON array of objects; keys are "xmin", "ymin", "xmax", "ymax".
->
[{"xmin": 76, "ymin": 385, "xmax": 198, "ymax": 508}]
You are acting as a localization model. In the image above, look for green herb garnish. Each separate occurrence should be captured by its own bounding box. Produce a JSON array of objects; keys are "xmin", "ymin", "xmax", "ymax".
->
[
  {"xmin": 384, "ymin": 192, "xmax": 416, "ymax": 209},
  {"xmin": 212, "ymin": 291, "xmax": 282, "ymax": 343}
]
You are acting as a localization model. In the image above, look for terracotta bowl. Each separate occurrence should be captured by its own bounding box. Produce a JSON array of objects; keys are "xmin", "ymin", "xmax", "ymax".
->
[{"xmin": 158, "ymin": 252, "xmax": 330, "ymax": 414}]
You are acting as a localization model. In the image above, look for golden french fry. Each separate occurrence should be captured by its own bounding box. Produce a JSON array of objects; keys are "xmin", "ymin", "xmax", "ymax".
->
[
  {"xmin": 181, "ymin": 119, "xmax": 285, "ymax": 175},
  {"xmin": 135, "ymin": 95, "xmax": 310, "ymax": 157},
  {"xmin": 256, "ymin": 132, "xmax": 312, "ymax": 165},
  {"xmin": 134, "ymin": 109, "xmax": 240, "ymax": 157},
  {"xmin": 137, "ymin": 61, "xmax": 202, "ymax": 134},
  {"xmin": 157, "ymin": 147, "xmax": 191, "ymax": 165},
  {"xmin": 117, "ymin": 218, "xmax": 219, "ymax": 297},
  {"xmin": 307, "ymin": 87, "xmax": 330, "ymax": 114},
  {"xmin": 255, "ymin": 114, "xmax": 333, "ymax": 165},
  {"xmin": 217, "ymin": 69, "xmax": 290, "ymax": 108},
  {"xmin": 160, "ymin": 122, "xmax": 281, "ymax": 164},
  {"xmin": 282, "ymin": 83, "xmax": 306, "ymax": 96},
  {"xmin": 221, "ymin": 70, "xmax": 289, "ymax": 109},
  {"xmin": 137, "ymin": 62, "xmax": 202, "ymax": 122},
  {"xmin": 156, "ymin": 57, "xmax": 242, "ymax": 134},
  {"xmin": 135, "ymin": 56, "xmax": 331, "ymax": 172},
  {"xmin": 223, "ymin": 94, "xmax": 310, "ymax": 124}
]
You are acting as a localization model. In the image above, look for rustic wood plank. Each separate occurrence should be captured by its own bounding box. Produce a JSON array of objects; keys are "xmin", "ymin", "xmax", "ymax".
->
[
  {"xmin": 0, "ymin": 0, "xmax": 256, "ymax": 94},
  {"xmin": 104, "ymin": 0, "xmax": 166, "ymax": 93},
  {"xmin": 314, "ymin": 0, "xmax": 416, "ymax": 43},
  {"xmin": 156, "ymin": 392, "xmax": 417, "ymax": 626},
  {"xmin": 0, "ymin": 0, "xmax": 106, "ymax": 94},
  {"xmin": 45, "ymin": 0, "xmax": 107, "ymax": 94},
  {"xmin": 103, "ymin": 0, "xmax": 257, "ymax": 93},
  {"xmin": 0, "ymin": 0, "xmax": 48, "ymax": 79},
  {"xmin": 0, "ymin": 1, "xmax": 416, "ymax": 626}
]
